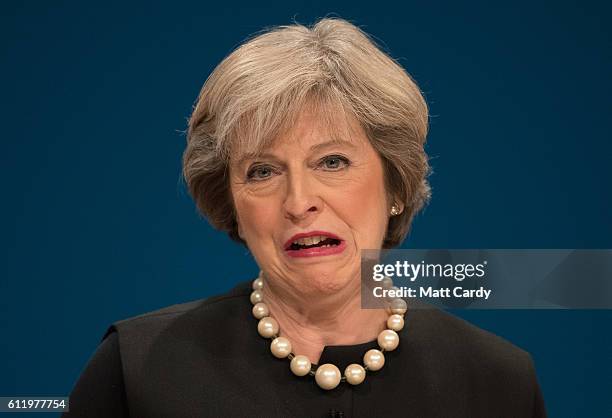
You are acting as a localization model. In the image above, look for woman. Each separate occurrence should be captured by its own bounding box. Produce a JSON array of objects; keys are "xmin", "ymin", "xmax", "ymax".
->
[{"xmin": 65, "ymin": 18, "xmax": 546, "ymax": 417}]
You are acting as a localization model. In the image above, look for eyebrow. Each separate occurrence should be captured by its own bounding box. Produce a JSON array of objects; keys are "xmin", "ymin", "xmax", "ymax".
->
[
  {"xmin": 235, "ymin": 139, "xmax": 357, "ymax": 168},
  {"xmin": 310, "ymin": 139, "xmax": 357, "ymax": 153}
]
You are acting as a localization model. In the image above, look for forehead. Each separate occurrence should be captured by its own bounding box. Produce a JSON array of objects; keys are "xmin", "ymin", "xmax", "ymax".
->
[
  {"xmin": 231, "ymin": 104, "xmax": 368, "ymax": 164},
  {"xmin": 278, "ymin": 106, "xmax": 365, "ymax": 148}
]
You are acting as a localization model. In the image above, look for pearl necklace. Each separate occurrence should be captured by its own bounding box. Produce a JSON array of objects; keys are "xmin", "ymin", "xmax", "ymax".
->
[{"xmin": 249, "ymin": 273, "xmax": 407, "ymax": 390}]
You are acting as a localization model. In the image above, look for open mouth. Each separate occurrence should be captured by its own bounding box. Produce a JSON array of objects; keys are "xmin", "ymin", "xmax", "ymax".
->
[
  {"xmin": 287, "ymin": 236, "xmax": 342, "ymax": 251},
  {"xmin": 284, "ymin": 232, "xmax": 346, "ymax": 258}
]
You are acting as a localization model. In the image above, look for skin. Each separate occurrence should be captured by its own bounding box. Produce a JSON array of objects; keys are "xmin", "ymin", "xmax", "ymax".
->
[{"xmin": 230, "ymin": 106, "xmax": 403, "ymax": 363}]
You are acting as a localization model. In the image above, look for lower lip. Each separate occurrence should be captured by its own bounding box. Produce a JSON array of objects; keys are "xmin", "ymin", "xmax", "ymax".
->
[{"xmin": 285, "ymin": 241, "xmax": 347, "ymax": 258}]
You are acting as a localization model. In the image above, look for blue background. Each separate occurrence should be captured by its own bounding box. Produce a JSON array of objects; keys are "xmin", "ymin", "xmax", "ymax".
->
[{"xmin": 1, "ymin": 0, "xmax": 610, "ymax": 416}]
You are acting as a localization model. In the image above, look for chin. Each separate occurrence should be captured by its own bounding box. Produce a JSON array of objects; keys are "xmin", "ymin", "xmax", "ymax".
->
[{"xmin": 297, "ymin": 266, "xmax": 357, "ymax": 295}]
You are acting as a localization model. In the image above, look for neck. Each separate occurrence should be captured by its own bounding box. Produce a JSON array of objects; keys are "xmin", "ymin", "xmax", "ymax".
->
[{"xmin": 262, "ymin": 279, "xmax": 388, "ymax": 364}]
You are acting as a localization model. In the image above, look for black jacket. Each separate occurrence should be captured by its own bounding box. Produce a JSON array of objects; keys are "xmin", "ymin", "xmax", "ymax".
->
[{"xmin": 65, "ymin": 280, "xmax": 546, "ymax": 417}]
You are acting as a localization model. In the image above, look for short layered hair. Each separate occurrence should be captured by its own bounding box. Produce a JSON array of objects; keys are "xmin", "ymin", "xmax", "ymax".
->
[{"xmin": 184, "ymin": 18, "xmax": 430, "ymax": 248}]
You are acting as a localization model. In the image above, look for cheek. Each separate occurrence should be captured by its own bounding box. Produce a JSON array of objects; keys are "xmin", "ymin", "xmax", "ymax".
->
[
  {"xmin": 233, "ymin": 193, "xmax": 285, "ymax": 274},
  {"xmin": 333, "ymin": 167, "xmax": 389, "ymax": 247},
  {"xmin": 233, "ymin": 191, "xmax": 280, "ymax": 242}
]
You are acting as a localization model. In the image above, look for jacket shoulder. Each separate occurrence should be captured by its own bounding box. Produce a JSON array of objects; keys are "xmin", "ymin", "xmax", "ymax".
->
[
  {"xmin": 103, "ymin": 281, "xmax": 252, "ymax": 340},
  {"xmin": 406, "ymin": 307, "xmax": 539, "ymax": 398},
  {"xmin": 408, "ymin": 306, "xmax": 533, "ymax": 365}
]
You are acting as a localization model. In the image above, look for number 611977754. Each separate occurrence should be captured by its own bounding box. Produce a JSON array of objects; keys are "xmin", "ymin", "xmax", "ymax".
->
[{"xmin": 0, "ymin": 397, "xmax": 69, "ymax": 412}]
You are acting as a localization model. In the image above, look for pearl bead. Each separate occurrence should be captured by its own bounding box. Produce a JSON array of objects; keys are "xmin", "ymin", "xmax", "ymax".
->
[
  {"xmin": 315, "ymin": 364, "xmax": 341, "ymax": 390},
  {"xmin": 390, "ymin": 298, "xmax": 407, "ymax": 314},
  {"xmin": 250, "ymin": 290, "xmax": 264, "ymax": 304},
  {"xmin": 381, "ymin": 276, "xmax": 394, "ymax": 289},
  {"xmin": 252, "ymin": 302, "xmax": 269, "ymax": 319},
  {"xmin": 252, "ymin": 277, "xmax": 264, "ymax": 290},
  {"xmin": 344, "ymin": 363, "xmax": 366, "ymax": 385},
  {"xmin": 387, "ymin": 314, "xmax": 404, "ymax": 331},
  {"xmin": 290, "ymin": 355, "xmax": 311, "ymax": 376},
  {"xmin": 378, "ymin": 329, "xmax": 399, "ymax": 351},
  {"xmin": 363, "ymin": 349, "xmax": 385, "ymax": 371},
  {"xmin": 270, "ymin": 337, "xmax": 292, "ymax": 358},
  {"xmin": 257, "ymin": 317, "xmax": 279, "ymax": 338}
]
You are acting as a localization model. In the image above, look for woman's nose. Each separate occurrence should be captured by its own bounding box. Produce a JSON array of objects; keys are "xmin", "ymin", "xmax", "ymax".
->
[{"xmin": 282, "ymin": 172, "xmax": 322, "ymax": 221}]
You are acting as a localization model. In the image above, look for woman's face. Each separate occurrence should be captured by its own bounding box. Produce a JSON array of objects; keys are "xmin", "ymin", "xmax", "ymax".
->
[{"xmin": 230, "ymin": 108, "xmax": 392, "ymax": 296}]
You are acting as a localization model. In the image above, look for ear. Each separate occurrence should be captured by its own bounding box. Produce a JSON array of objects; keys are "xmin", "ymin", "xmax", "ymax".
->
[
  {"xmin": 390, "ymin": 195, "xmax": 405, "ymax": 214},
  {"xmin": 234, "ymin": 210, "xmax": 245, "ymax": 240}
]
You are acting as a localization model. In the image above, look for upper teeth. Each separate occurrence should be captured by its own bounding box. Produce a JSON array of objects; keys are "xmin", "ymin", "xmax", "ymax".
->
[{"xmin": 293, "ymin": 235, "xmax": 329, "ymax": 246}]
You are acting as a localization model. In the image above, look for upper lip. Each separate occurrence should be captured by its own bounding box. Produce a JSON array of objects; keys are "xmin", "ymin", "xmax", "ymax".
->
[{"xmin": 283, "ymin": 231, "xmax": 342, "ymax": 250}]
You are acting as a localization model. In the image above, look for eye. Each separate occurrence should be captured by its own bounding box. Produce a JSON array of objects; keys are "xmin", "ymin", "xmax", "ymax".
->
[
  {"xmin": 246, "ymin": 165, "xmax": 277, "ymax": 181},
  {"xmin": 319, "ymin": 155, "xmax": 350, "ymax": 171}
]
